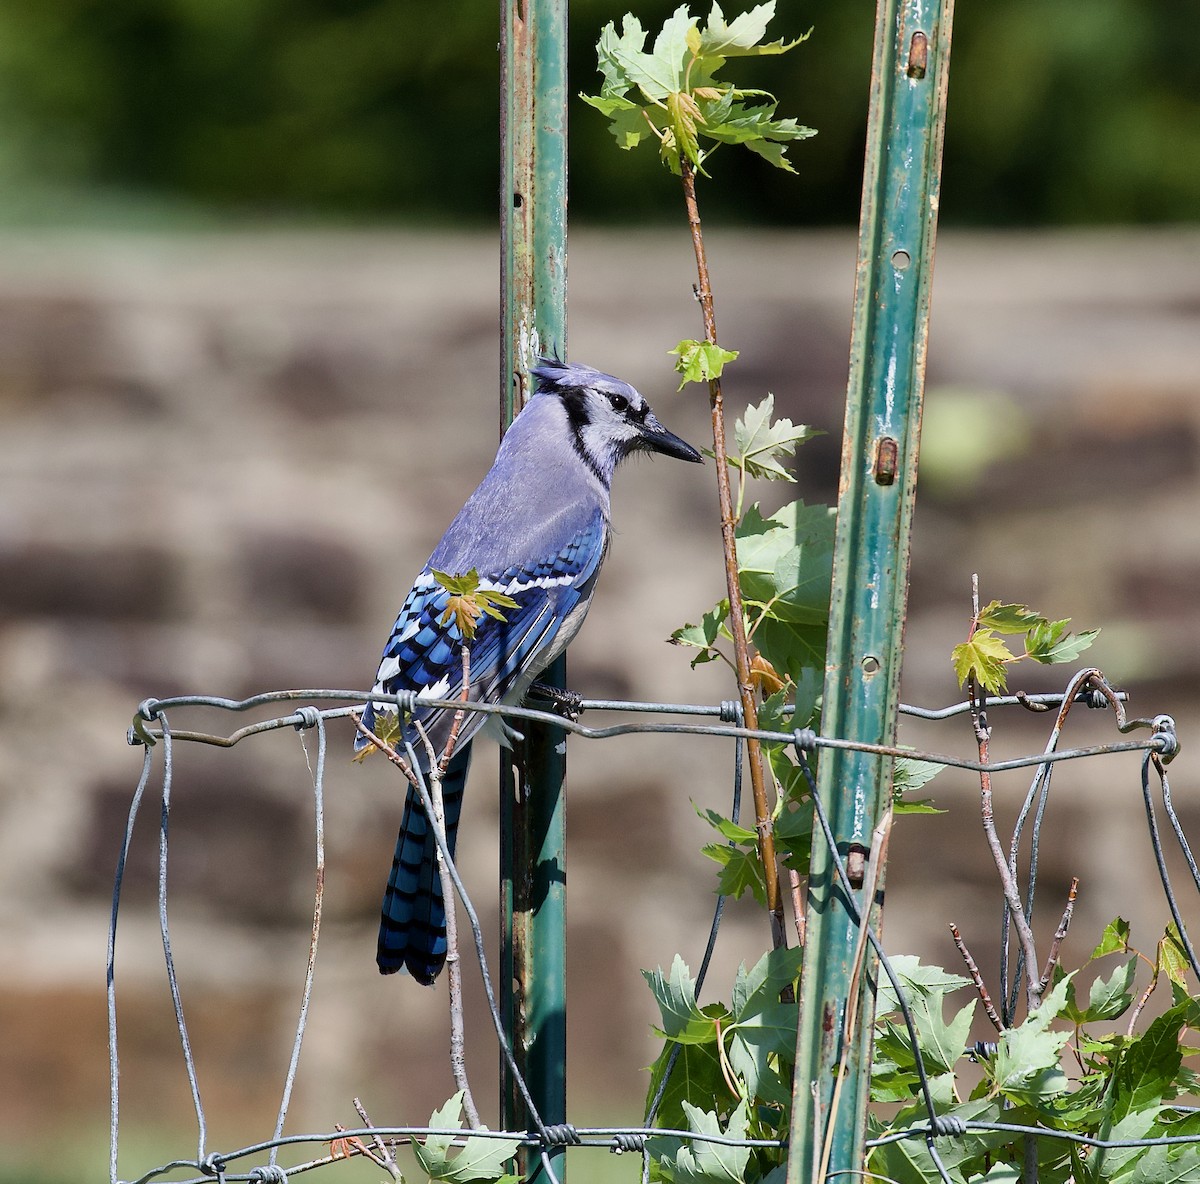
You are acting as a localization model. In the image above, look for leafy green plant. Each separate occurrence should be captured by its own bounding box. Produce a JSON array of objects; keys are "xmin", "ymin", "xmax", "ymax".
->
[
  {"xmin": 583, "ymin": 0, "xmax": 821, "ymax": 954},
  {"xmin": 952, "ymin": 599, "xmax": 1099, "ymax": 695},
  {"xmin": 867, "ymin": 928, "xmax": 1200, "ymax": 1184}
]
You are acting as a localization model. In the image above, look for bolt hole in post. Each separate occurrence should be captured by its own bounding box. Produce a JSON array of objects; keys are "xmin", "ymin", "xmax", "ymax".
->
[
  {"xmin": 891, "ymin": 248, "xmax": 911, "ymax": 270},
  {"xmin": 861, "ymin": 655, "xmax": 882, "ymax": 676}
]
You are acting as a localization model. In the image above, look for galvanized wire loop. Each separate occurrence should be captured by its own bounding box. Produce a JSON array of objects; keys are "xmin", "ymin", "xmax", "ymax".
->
[
  {"xmin": 929, "ymin": 1115, "xmax": 967, "ymax": 1138},
  {"xmin": 792, "ymin": 727, "xmax": 817, "ymax": 751},
  {"xmin": 1152, "ymin": 714, "xmax": 1180, "ymax": 760},
  {"xmin": 610, "ymin": 1133, "xmax": 646, "ymax": 1154},
  {"xmin": 199, "ymin": 1153, "xmax": 226, "ymax": 1182},
  {"xmin": 540, "ymin": 1124, "xmax": 581, "ymax": 1147},
  {"xmin": 248, "ymin": 1168, "xmax": 288, "ymax": 1184},
  {"xmin": 291, "ymin": 706, "xmax": 322, "ymax": 731}
]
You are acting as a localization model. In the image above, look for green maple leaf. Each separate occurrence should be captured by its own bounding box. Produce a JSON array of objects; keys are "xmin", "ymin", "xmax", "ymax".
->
[
  {"xmin": 411, "ymin": 1092, "xmax": 522, "ymax": 1183},
  {"xmin": 644, "ymin": 1040, "xmax": 726, "ymax": 1131},
  {"xmin": 1091, "ymin": 916, "xmax": 1132, "ymax": 959},
  {"xmin": 951, "ymin": 628, "xmax": 1014, "ymax": 694},
  {"xmin": 1026, "ymin": 618, "xmax": 1099, "ymax": 665},
  {"xmin": 702, "ymin": 842, "xmax": 768, "ymax": 904},
  {"xmin": 643, "ymin": 955, "xmax": 727, "ymax": 1044},
  {"xmin": 647, "ymin": 1101, "xmax": 751, "ymax": 1184},
  {"xmin": 670, "ymin": 338, "xmax": 739, "ymax": 387},
  {"xmin": 892, "ymin": 756, "xmax": 946, "ymax": 814},
  {"xmin": 976, "ymin": 599, "xmax": 1045, "ymax": 634},
  {"xmin": 698, "ymin": 2, "xmax": 810, "ymax": 58},
  {"xmin": 736, "ymin": 500, "xmax": 835, "ymax": 625},
  {"xmin": 669, "ymin": 599, "xmax": 730, "ymax": 665},
  {"xmin": 729, "ymin": 393, "xmax": 821, "ymax": 481}
]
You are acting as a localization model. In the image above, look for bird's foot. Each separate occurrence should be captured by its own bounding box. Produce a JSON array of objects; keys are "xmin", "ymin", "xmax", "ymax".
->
[{"xmin": 528, "ymin": 682, "xmax": 584, "ymax": 721}]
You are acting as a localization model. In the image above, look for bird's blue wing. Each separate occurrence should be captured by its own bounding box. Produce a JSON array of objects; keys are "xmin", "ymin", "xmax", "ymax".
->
[{"xmin": 358, "ymin": 508, "xmax": 607, "ymax": 755}]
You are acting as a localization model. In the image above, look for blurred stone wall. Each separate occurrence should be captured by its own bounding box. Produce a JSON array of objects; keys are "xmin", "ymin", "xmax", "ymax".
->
[{"xmin": 1, "ymin": 228, "xmax": 1198, "ymax": 1172}]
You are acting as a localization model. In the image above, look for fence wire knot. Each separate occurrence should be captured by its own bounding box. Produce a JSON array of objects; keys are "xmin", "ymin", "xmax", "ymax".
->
[
  {"xmin": 969, "ymin": 1041, "xmax": 998, "ymax": 1062},
  {"xmin": 610, "ymin": 1132, "xmax": 646, "ymax": 1154},
  {"xmin": 248, "ymin": 1167, "xmax": 288, "ymax": 1184},
  {"xmin": 1152, "ymin": 714, "xmax": 1180, "ymax": 761},
  {"xmin": 930, "ymin": 1115, "xmax": 968, "ymax": 1138},
  {"xmin": 200, "ymin": 1153, "xmax": 227, "ymax": 1182},
  {"xmin": 128, "ymin": 699, "xmax": 164, "ymax": 747},
  {"xmin": 540, "ymin": 1124, "xmax": 581, "ymax": 1147},
  {"xmin": 292, "ymin": 706, "xmax": 322, "ymax": 731},
  {"xmin": 719, "ymin": 700, "xmax": 741, "ymax": 723},
  {"xmin": 792, "ymin": 728, "xmax": 818, "ymax": 753}
]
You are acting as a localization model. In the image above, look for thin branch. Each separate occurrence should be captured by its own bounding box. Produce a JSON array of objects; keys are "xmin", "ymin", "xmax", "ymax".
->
[
  {"xmin": 1037, "ymin": 877, "xmax": 1079, "ymax": 996},
  {"xmin": 350, "ymin": 715, "xmax": 421, "ymax": 789},
  {"xmin": 349, "ymin": 1103, "xmax": 402, "ymax": 1180},
  {"xmin": 680, "ymin": 156, "xmax": 784, "ymax": 948},
  {"xmin": 787, "ymin": 868, "xmax": 806, "ymax": 947},
  {"xmin": 949, "ymin": 923, "xmax": 1004, "ymax": 1033},
  {"xmin": 438, "ymin": 645, "xmax": 472, "ymax": 777},
  {"xmin": 1128, "ymin": 940, "xmax": 1163, "ymax": 1037},
  {"xmin": 967, "ymin": 576, "xmax": 1042, "ymax": 1013}
]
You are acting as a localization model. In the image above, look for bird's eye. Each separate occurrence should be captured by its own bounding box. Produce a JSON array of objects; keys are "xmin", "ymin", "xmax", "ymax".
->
[{"xmin": 607, "ymin": 393, "xmax": 630, "ymax": 413}]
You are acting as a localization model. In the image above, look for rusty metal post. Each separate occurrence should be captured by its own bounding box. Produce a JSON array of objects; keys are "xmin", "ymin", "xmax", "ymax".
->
[
  {"xmin": 499, "ymin": 2, "xmax": 569, "ymax": 1180},
  {"xmin": 789, "ymin": 0, "xmax": 955, "ymax": 1179}
]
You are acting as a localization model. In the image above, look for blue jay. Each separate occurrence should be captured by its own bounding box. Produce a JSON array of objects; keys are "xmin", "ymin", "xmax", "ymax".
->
[{"xmin": 357, "ymin": 358, "xmax": 702, "ymax": 983}]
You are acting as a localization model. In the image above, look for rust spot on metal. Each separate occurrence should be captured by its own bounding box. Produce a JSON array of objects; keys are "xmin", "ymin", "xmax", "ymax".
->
[
  {"xmin": 823, "ymin": 1002, "xmax": 837, "ymax": 1033},
  {"xmin": 907, "ymin": 30, "xmax": 929, "ymax": 78},
  {"xmin": 847, "ymin": 844, "xmax": 868, "ymax": 888},
  {"xmin": 874, "ymin": 436, "xmax": 899, "ymax": 485}
]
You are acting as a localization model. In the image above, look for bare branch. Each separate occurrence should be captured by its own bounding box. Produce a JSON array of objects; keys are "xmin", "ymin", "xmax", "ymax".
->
[
  {"xmin": 1038, "ymin": 877, "xmax": 1079, "ymax": 996},
  {"xmin": 950, "ymin": 923, "xmax": 1004, "ymax": 1033}
]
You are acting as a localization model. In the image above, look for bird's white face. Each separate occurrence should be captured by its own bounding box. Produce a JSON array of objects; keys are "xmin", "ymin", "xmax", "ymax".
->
[
  {"xmin": 573, "ymin": 380, "xmax": 655, "ymax": 474},
  {"xmin": 557, "ymin": 375, "xmax": 702, "ymax": 482}
]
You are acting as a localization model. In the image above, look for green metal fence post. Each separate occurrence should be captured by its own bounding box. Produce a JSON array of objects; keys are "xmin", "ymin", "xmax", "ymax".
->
[
  {"xmin": 499, "ymin": 2, "xmax": 569, "ymax": 1180},
  {"xmin": 789, "ymin": 0, "xmax": 955, "ymax": 1180}
]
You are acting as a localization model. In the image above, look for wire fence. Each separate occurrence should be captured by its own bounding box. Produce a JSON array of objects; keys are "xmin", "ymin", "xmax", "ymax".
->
[{"xmin": 110, "ymin": 675, "xmax": 1191, "ymax": 1184}]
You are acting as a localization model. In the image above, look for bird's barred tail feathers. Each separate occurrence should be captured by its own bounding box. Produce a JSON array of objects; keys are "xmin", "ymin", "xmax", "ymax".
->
[{"xmin": 377, "ymin": 746, "xmax": 471, "ymax": 983}]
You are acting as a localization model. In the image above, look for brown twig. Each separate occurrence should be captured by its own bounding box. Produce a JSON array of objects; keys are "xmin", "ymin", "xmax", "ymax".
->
[
  {"xmin": 788, "ymin": 867, "xmax": 807, "ymax": 947},
  {"xmin": 1128, "ymin": 940, "xmax": 1163, "ymax": 1037},
  {"xmin": 438, "ymin": 644, "xmax": 472, "ymax": 777},
  {"xmin": 967, "ymin": 575, "xmax": 1043, "ymax": 1013},
  {"xmin": 1038, "ymin": 876, "xmax": 1079, "ymax": 996},
  {"xmin": 350, "ymin": 1100, "xmax": 402, "ymax": 1179},
  {"xmin": 949, "ymin": 923, "xmax": 1004, "ymax": 1033},
  {"xmin": 680, "ymin": 157, "xmax": 784, "ymax": 948},
  {"xmin": 351, "ymin": 714, "xmax": 421, "ymax": 789}
]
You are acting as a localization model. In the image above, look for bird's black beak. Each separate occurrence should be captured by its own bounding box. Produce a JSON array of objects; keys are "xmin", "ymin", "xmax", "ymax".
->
[{"xmin": 639, "ymin": 412, "xmax": 705, "ymax": 463}]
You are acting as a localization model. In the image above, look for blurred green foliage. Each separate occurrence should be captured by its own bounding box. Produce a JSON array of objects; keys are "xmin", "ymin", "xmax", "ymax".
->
[{"xmin": 0, "ymin": 0, "xmax": 1194, "ymax": 225}]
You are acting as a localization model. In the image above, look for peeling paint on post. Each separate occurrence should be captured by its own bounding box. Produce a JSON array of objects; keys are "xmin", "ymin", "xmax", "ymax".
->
[
  {"xmin": 500, "ymin": 2, "xmax": 569, "ymax": 1182},
  {"xmin": 789, "ymin": 0, "xmax": 955, "ymax": 1180}
]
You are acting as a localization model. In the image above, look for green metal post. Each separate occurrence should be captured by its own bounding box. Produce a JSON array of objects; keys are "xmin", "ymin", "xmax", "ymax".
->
[
  {"xmin": 789, "ymin": 0, "xmax": 954, "ymax": 1180},
  {"xmin": 499, "ymin": 2, "xmax": 569, "ymax": 1180}
]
